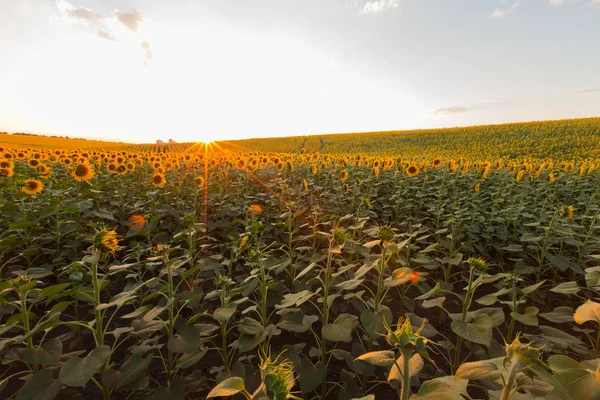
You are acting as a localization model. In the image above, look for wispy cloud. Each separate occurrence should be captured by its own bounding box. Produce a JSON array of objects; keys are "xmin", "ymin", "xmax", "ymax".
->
[
  {"xmin": 358, "ymin": 0, "xmax": 400, "ymax": 15},
  {"xmin": 491, "ymin": 0, "xmax": 521, "ymax": 19},
  {"xmin": 115, "ymin": 11, "xmax": 144, "ymax": 32},
  {"xmin": 569, "ymin": 89, "xmax": 600, "ymax": 94},
  {"xmin": 432, "ymin": 106, "xmax": 470, "ymax": 115},
  {"xmin": 141, "ymin": 40, "xmax": 153, "ymax": 65},
  {"xmin": 97, "ymin": 30, "xmax": 116, "ymax": 42},
  {"xmin": 55, "ymin": 1, "xmax": 152, "ymax": 65}
]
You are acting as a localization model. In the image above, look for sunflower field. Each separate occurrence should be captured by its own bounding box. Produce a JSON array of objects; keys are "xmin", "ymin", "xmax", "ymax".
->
[{"xmin": 1, "ymin": 118, "xmax": 600, "ymax": 400}]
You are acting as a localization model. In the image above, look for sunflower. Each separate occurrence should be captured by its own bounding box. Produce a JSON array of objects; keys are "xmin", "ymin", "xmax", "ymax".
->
[
  {"xmin": 546, "ymin": 173, "xmax": 555, "ymax": 184},
  {"xmin": 151, "ymin": 172, "xmax": 166, "ymax": 187},
  {"xmin": 248, "ymin": 204, "xmax": 263, "ymax": 217},
  {"xmin": 276, "ymin": 162, "xmax": 284, "ymax": 171},
  {"xmin": 103, "ymin": 163, "xmax": 116, "ymax": 174},
  {"xmin": 22, "ymin": 179, "xmax": 43, "ymax": 195},
  {"xmin": 126, "ymin": 162, "xmax": 135, "ymax": 171},
  {"xmin": 37, "ymin": 164, "xmax": 51, "ymax": 177},
  {"xmin": 3, "ymin": 152, "xmax": 13, "ymax": 160},
  {"xmin": 474, "ymin": 183, "xmax": 481, "ymax": 192},
  {"xmin": 128, "ymin": 215, "xmax": 146, "ymax": 231},
  {"xmin": 302, "ymin": 179, "xmax": 308, "ymax": 191},
  {"xmin": 406, "ymin": 165, "xmax": 419, "ymax": 177},
  {"xmin": 62, "ymin": 157, "xmax": 73, "ymax": 165},
  {"xmin": 237, "ymin": 158, "xmax": 247, "ymax": 169},
  {"xmin": 72, "ymin": 163, "xmax": 94, "ymax": 182},
  {"xmin": 0, "ymin": 168, "xmax": 14, "ymax": 178},
  {"xmin": 372, "ymin": 166, "xmax": 380, "ymax": 177},
  {"xmin": 28, "ymin": 159, "xmax": 40, "ymax": 168},
  {"xmin": 515, "ymin": 170, "xmax": 525, "ymax": 182},
  {"xmin": 565, "ymin": 205, "xmax": 574, "ymax": 220},
  {"xmin": 194, "ymin": 176, "xmax": 205, "ymax": 188},
  {"xmin": 310, "ymin": 164, "xmax": 317, "ymax": 175},
  {"xmin": 432, "ymin": 159, "xmax": 442, "ymax": 168},
  {"xmin": 0, "ymin": 160, "xmax": 13, "ymax": 169},
  {"xmin": 116, "ymin": 164, "xmax": 127, "ymax": 175},
  {"xmin": 339, "ymin": 169, "xmax": 349, "ymax": 181},
  {"xmin": 93, "ymin": 228, "xmax": 119, "ymax": 254}
]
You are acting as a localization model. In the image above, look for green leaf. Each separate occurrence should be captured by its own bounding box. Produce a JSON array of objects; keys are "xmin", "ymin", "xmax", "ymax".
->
[
  {"xmin": 117, "ymin": 354, "xmax": 152, "ymax": 389},
  {"xmin": 538, "ymin": 306, "xmax": 574, "ymax": 323},
  {"xmin": 421, "ymin": 297, "xmax": 446, "ymax": 309},
  {"xmin": 388, "ymin": 353, "xmax": 423, "ymax": 383},
  {"xmin": 451, "ymin": 314, "xmax": 492, "ymax": 346},
  {"xmin": 547, "ymin": 355, "xmax": 600, "ymax": 399},
  {"xmin": 360, "ymin": 308, "xmax": 391, "ymax": 340},
  {"xmin": 206, "ymin": 377, "xmax": 245, "ymax": 398},
  {"xmin": 510, "ymin": 306, "xmax": 539, "ymax": 326},
  {"xmin": 545, "ymin": 253, "xmax": 570, "ymax": 272},
  {"xmin": 238, "ymin": 331, "xmax": 267, "ymax": 353},
  {"xmin": 354, "ymin": 350, "xmax": 395, "ymax": 367},
  {"xmin": 298, "ymin": 359, "xmax": 327, "ymax": 393},
  {"xmin": 409, "ymin": 377, "xmax": 462, "ymax": 400},
  {"xmin": 16, "ymin": 369, "xmax": 62, "ymax": 400},
  {"xmin": 22, "ymin": 338, "xmax": 63, "ymax": 365},
  {"xmin": 59, "ymin": 345, "xmax": 110, "ymax": 388},
  {"xmin": 238, "ymin": 317, "xmax": 265, "ymax": 335},
  {"xmin": 322, "ymin": 314, "xmax": 358, "ymax": 342},
  {"xmin": 213, "ymin": 303, "xmax": 237, "ymax": 322},
  {"xmin": 455, "ymin": 359, "xmax": 501, "ymax": 381},
  {"xmin": 275, "ymin": 290, "xmax": 315, "ymax": 309},
  {"xmin": 521, "ymin": 280, "xmax": 546, "ymax": 295},
  {"xmin": 415, "ymin": 282, "xmax": 442, "ymax": 300},
  {"xmin": 550, "ymin": 281, "xmax": 580, "ymax": 295},
  {"xmin": 168, "ymin": 325, "xmax": 201, "ymax": 353},
  {"xmin": 154, "ymin": 375, "xmax": 185, "ymax": 400},
  {"xmin": 585, "ymin": 266, "xmax": 600, "ymax": 288}
]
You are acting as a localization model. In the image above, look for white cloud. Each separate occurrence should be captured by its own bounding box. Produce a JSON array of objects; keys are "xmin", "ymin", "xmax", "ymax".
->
[
  {"xmin": 359, "ymin": 0, "xmax": 400, "ymax": 15},
  {"xmin": 491, "ymin": 0, "xmax": 520, "ymax": 19},
  {"xmin": 115, "ymin": 11, "xmax": 143, "ymax": 32},
  {"xmin": 569, "ymin": 89, "xmax": 600, "ymax": 94},
  {"xmin": 98, "ymin": 30, "xmax": 116, "ymax": 41},
  {"xmin": 141, "ymin": 40, "xmax": 153, "ymax": 65},
  {"xmin": 56, "ymin": 0, "xmax": 104, "ymax": 26},
  {"xmin": 549, "ymin": 0, "xmax": 564, "ymax": 5},
  {"xmin": 432, "ymin": 106, "xmax": 470, "ymax": 115}
]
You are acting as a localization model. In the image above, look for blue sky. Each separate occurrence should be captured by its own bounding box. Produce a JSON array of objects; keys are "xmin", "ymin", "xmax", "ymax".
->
[{"xmin": 0, "ymin": 0, "xmax": 598, "ymax": 143}]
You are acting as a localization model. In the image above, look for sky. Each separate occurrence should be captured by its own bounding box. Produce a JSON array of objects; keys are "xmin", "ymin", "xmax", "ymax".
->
[{"xmin": 0, "ymin": 0, "xmax": 599, "ymax": 143}]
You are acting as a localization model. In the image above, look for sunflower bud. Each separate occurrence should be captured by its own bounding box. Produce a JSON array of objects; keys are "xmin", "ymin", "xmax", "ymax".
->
[
  {"xmin": 259, "ymin": 352, "xmax": 298, "ymax": 400},
  {"xmin": 377, "ymin": 225, "xmax": 394, "ymax": 242},
  {"xmin": 468, "ymin": 257, "xmax": 488, "ymax": 272},
  {"xmin": 504, "ymin": 334, "xmax": 541, "ymax": 370}
]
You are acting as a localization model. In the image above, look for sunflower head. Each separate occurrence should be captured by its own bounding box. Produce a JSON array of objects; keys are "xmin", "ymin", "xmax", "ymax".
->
[
  {"xmin": 504, "ymin": 334, "xmax": 542, "ymax": 371},
  {"xmin": 406, "ymin": 165, "xmax": 419, "ymax": 177},
  {"xmin": 248, "ymin": 204, "xmax": 263, "ymax": 217},
  {"xmin": 468, "ymin": 256, "xmax": 488, "ymax": 272},
  {"xmin": 258, "ymin": 350, "xmax": 298, "ymax": 400},
  {"xmin": 194, "ymin": 176, "xmax": 205, "ymax": 188},
  {"xmin": 0, "ymin": 168, "xmax": 14, "ymax": 178},
  {"xmin": 72, "ymin": 163, "xmax": 94, "ymax": 182},
  {"xmin": 546, "ymin": 173, "xmax": 555, "ymax": 184},
  {"xmin": 302, "ymin": 179, "xmax": 308, "ymax": 192},
  {"xmin": 474, "ymin": 183, "xmax": 481, "ymax": 192},
  {"xmin": 93, "ymin": 227, "xmax": 119, "ymax": 255},
  {"xmin": 151, "ymin": 172, "xmax": 166, "ymax": 187},
  {"xmin": 376, "ymin": 225, "xmax": 395, "ymax": 242},
  {"xmin": 432, "ymin": 158, "xmax": 442, "ymax": 168},
  {"xmin": 565, "ymin": 205, "xmax": 574, "ymax": 220},
  {"xmin": 22, "ymin": 179, "xmax": 43, "ymax": 195},
  {"xmin": 339, "ymin": 169, "xmax": 349, "ymax": 181}
]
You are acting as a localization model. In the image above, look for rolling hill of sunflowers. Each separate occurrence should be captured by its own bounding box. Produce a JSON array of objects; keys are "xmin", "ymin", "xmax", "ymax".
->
[{"xmin": 1, "ymin": 117, "xmax": 600, "ymax": 400}]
